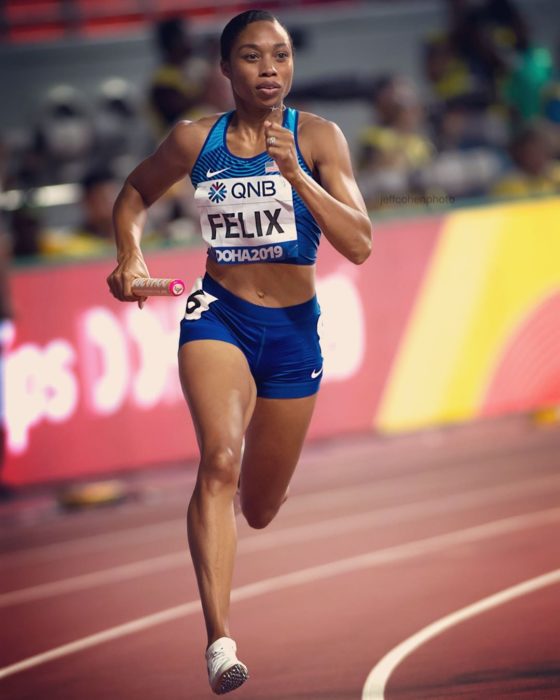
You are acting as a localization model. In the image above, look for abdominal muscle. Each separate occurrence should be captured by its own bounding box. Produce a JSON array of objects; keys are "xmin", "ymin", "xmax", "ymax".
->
[{"xmin": 206, "ymin": 258, "xmax": 316, "ymax": 307}]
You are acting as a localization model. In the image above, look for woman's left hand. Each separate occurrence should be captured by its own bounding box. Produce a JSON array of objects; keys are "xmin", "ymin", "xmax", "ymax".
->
[{"xmin": 264, "ymin": 121, "xmax": 303, "ymax": 184}]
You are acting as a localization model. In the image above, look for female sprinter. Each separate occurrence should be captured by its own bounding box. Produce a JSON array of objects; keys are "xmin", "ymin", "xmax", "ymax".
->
[{"xmin": 107, "ymin": 9, "xmax": 371, "ymax": 695}]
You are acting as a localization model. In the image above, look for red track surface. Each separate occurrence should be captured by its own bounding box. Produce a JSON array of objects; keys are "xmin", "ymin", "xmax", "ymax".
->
[{"xmin": 1, "ymin": 417, "xmax": 559, "ymax": 699}]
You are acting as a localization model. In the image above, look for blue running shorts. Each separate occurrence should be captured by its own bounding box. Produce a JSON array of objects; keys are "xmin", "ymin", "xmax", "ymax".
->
[{"xmin": 178, "ymin": 273, "xmax": 323, "ymax": 399}]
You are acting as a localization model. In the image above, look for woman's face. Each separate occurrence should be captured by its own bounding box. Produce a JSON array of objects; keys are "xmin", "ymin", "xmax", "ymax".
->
[{"xmin": 222, "ymin": 21, "xmax": 294, "ymax": 111}]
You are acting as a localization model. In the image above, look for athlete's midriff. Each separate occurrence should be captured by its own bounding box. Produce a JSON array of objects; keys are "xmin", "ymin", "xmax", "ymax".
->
[{"xmin": 206, "ymin": 258, "xmax": 316, "ymax": 307}]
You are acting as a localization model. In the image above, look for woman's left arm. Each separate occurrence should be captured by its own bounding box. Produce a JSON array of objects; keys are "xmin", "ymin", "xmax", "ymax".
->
[{"xmin": 265, "ymin": 118, "xmax": 372, "ymax": 264}]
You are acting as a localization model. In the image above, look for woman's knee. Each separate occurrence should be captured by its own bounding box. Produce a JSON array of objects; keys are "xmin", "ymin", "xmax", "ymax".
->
[
  {"xmin": 198, "ymin": 446, "xmax": 240, "ymax": 495},
  {"xmin": 242, "ymin": 504, "xmax": 277, "ymax": 530},
  {"xmin": 241, "ymin": 486, "xmax": 289, "ymax": 529}
]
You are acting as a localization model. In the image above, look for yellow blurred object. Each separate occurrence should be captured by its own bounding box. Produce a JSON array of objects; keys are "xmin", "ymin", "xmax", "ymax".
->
[
  {"xmin": 40, "ymin": 229, "xmax": 113, "ymax": 258},
  {"xmin": 360, "ymin": 126, "xmax": 434, "ymax": 170},
  {"xmin": 491, "ymin": 163, "xmax": 560, "ymax": 198},
  {"xmin": 57, "ymin": 479, "xmax": 127, "ymax": 508},
  {"xmin": 532, "ymin": 406, "xmax": 560, "ymax": 426},
  {"xmin": 376, "ymin": 197, "xmax": 560, "ymax": 433}
]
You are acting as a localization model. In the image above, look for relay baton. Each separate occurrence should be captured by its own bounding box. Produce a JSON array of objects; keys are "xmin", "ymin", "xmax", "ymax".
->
[{"xmin": 131, "ymin": 277, "xmax": 186, "ymax": 297}]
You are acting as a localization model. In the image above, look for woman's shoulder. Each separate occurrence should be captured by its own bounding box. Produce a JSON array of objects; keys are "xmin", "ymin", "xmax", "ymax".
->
[
  {"xmin": 296, "ymin": 110, "xmax": 345, "ymax": 140},
  {"xmin": 165, "ymin": 113, "xmax": 228, "ymax": 160},
  {"xmin": 296, "ymin": 111, "xmax": 348, "ymax": 160},
  {"xmin": 172, "ymin": 112, "xmax": 227, "ymax": 140}
]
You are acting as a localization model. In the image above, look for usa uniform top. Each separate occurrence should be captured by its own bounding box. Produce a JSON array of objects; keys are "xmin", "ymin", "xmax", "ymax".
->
[{"xmin": 191, "ymin": 107, "xmax": 321, "ymax": 265}]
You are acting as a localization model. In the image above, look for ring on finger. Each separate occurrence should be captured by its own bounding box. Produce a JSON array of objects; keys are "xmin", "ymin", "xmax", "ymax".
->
[{"xmin": 267, "ymin": 136, "xmax": 276, "ymax": 146}]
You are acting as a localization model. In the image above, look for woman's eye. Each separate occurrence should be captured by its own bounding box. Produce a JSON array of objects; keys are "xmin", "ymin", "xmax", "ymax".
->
[
  {"xmin": 244, "ymin": 53, "xmax": 259, "ymax": 61},
  {"xmin": 276, "ymin": 52, "xmax": 289, "ymax": 60}
]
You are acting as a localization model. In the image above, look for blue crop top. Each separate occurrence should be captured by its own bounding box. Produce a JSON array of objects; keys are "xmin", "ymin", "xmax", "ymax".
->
[{"xmin": 190, "ymin": 108, "xmax": 321, "ymax": 265}]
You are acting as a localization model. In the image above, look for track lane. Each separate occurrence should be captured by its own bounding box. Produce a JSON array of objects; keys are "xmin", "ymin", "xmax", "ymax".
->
[
  {"xmin": 381, "ymin": 578, "xmax": 560, "ymax": 699},
  {"xmin": 3, "ymin": 467, "xmax": 560, "ymax": 595},
  {"xmin": 2, "ymin": 513, "xmax": 559, "ymax": 699},
  {"xmin": 1, "ymin": 467, "xmax": 559, "ymax": 667},
  {"xmin": 0, "ymin": 421, "xmax": 559, "ymax": 698}
]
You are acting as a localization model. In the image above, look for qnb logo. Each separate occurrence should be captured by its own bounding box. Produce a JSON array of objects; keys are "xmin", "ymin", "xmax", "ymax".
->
[
  {"xmin": 231, "ymin": 180, "xmax": 276, "ymax": 199},
  {"xmin": 208, "ymin": 181, "xmax": 227, "ymax": 203}
]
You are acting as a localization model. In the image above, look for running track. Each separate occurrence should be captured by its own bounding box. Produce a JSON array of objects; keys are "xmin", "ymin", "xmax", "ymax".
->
[{"xmin": 1, "ymin": 416, "xmax": 559, "ymax": 699}]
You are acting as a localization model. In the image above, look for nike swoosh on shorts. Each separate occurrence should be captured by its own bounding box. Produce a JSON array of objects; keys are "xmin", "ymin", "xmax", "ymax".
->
[{"xmin": 311, "ymin": 368, "xmax": 323, "ymax": 379}]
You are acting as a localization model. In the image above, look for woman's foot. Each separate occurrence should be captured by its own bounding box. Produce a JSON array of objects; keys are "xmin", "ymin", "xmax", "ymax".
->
[{"xmin": 205, "ymin": 637, "xmax": 249, "ymax": 694}]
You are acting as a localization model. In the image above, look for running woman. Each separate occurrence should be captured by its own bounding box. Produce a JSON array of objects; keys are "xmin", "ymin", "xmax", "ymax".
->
[{"xmin": 107, "ymin": 10, "xmax": 371, "ymax": 695}]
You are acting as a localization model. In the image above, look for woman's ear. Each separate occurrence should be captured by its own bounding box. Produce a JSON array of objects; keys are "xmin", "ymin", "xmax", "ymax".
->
[{"xmin": 220, "ymin": 60, "xmax": 231, "ymax": 80}]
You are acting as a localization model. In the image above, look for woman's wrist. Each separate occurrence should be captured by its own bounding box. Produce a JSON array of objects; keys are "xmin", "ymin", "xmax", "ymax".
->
[
  {"xmin": 116, "ymin": 241, "xmax": 143, "ymax": 264},
  {"xmin": 286, "ymin": 166, "xmax": 307, "ymax": 190}
]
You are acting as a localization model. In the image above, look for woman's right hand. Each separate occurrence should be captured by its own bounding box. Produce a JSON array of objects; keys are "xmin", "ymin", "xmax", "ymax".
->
[{"xmin": 106, "ymin": 250, "xmax": 150, "ymax": 309}]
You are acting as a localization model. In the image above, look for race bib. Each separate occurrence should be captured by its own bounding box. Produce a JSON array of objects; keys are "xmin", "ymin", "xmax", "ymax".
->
[{"xmin": 195, "ymin": 174, "xmax": 298, "ymax": 264}]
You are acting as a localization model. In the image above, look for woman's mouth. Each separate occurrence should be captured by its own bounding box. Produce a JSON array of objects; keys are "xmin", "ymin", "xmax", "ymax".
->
[{"xmin": 256, "ymin": 83, "xmax": 281, "ymax": 97}]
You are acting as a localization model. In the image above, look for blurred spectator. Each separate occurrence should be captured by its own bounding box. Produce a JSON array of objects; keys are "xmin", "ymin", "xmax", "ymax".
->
[
  {"xmin": 447, "ymin": 0, "xmax": 509, "ymax": 99},
  {"xmin": 490, "ymin": 123, "xmax": 560, "ymax": 197},
  {"xmin": 424, "ymin": 2, "xmax": 541, "ymax": 124},
  {"xmin": 357, "ymin": 78, "xmax": 435, "ymax": 208},
  {"xmin": 415, "ymin": 0, "xmax": 559, "ymax": 204},
  {"xmin": 31, "ymin": 85, "xmax": 95, "ymax": 186},
  {"xmin": 196, "ymin": 34, "xmax": 235, "ymax": 115},
  {"xmin": 79, "ymin": 169, "xmax": 118, "ymax": 240},
  {"xmin": 10, "ymin": 204, "xmax": 44, "ymax": 258},
  {"xmin": 424, "ymin": 36, "xmax": 482, "ymax": 106},
  {"xmin": 484, "ymin": 0, "xmax": 529, "ymax": 51},
  {"xmin": 543, "ymin": 82, "xmax": 560, "ymax": 130},
  {"xmin": 502, "ymin": 44, "xmax": 553, "ymax": 123},
  {"xmin": 424, "ymin": 100, "xmax": 505, "ymax": 199},
  {"xmin": 432, "ymin": 99, "xmax": 508, "ymax": 151},
  {"xmin": 423, "ymin": 1, "xmax": 522, "ymax": 154},
  {"xmin": 149, "ymin": 17, "xmax": 201, "ymax": 136},
  {"xmin": 490, "ymin": 0, "xmax": 553, "ymax": 124},
  {"xmin": 542, "ymin": 81, "xmax": 560, "ymax": 159},
  {"xmin": 418, "ymin": 145, "xmax": 504, "ymax": 200},
  {"xmin": 41, "ymin": 168, "xmax": 118, "ymax": 257},
  {"xmin": 371, "ymin": 76, "xmax": 418, "ymax": 128},
  {"xmin": 149, "ymin": 17, "xmax": 230, "ymax": 137},
  {"xmin": 93, "ymin": 78, "xmax": 153, "ymax": 179},
  {"xmin": 0, "ymin": 1, "xmax": 557, "ymax": 223},
  {"xmin": 423, "ymin": 0, "xmax": 507, "ymax": 110}
]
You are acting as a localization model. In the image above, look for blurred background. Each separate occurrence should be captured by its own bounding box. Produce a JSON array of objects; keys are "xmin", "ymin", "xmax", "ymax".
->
[{"xmin": 1, "ymin": 0, "xmax": 560, "ymax": 499}]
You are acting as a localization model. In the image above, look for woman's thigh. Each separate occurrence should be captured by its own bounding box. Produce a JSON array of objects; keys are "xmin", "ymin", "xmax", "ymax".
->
[
  {"xmin": 240, "ymin": 393, "xmax": 318, "ymax": 512},
  {"xmin": 179, "ymin": 339, "xmax": 257, "ymax": 470}
]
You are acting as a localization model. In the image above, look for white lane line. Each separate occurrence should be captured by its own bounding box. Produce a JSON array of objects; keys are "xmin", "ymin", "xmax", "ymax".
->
[
  {"xmin": 361, "ymin": 568, "xmax": 560, "ymax": 699},
  {"xmin": 0, "ymin": 480, "xmax": 381, "ymax": 565},
  {"xmin": 0, "ymin": 552, "xmax": 187, "ymax": 607},
  {"xmin": 2, "ymin": 472, "xmax": 560, "ymax": 606},
  {"xmin": 1, "ymin": 506, "xmax": 559, "ymax": 681},
  {"xmin": 2, "ymin": 454, "xmax": 548, "ymax": 565},
  {"xmin": 0, "ymin": 471, "xmax": 434, "ymax": 564},
  {"xmin": 0, "ymin": 520, "xmax": 181, "ymax": 567}
]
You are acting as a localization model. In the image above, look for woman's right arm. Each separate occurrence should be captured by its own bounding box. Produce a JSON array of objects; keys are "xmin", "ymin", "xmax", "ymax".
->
[{"xmin": 107, "ymin": 119, "xmax": 206, "ymax": 304}]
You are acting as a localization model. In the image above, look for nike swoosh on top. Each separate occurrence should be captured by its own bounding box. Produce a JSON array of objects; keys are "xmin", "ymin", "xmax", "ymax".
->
[
  {"xmin": 206, "ymin": 167, "xmax": 229, "ymax": 178},
  {"xmin": 311, "ymin": 368, "xmax": 323, "ymax": 379}
]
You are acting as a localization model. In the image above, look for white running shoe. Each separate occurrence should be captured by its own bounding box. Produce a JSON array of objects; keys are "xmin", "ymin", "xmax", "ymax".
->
[{"xmin": 205, "ymin": 637, "xmax": 249, "ymax": 695}]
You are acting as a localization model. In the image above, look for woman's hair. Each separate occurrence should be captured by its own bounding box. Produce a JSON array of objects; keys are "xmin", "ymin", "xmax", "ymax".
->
[{"xmin": 220, "ymin": 9, "xmax": 291, "ymax": 62}]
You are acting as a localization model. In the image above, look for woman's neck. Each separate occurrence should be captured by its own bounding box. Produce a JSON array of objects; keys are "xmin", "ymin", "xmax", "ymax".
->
[{"xmin": 231, "ymin": 102, "xmax": 285, "ymax": 131}]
